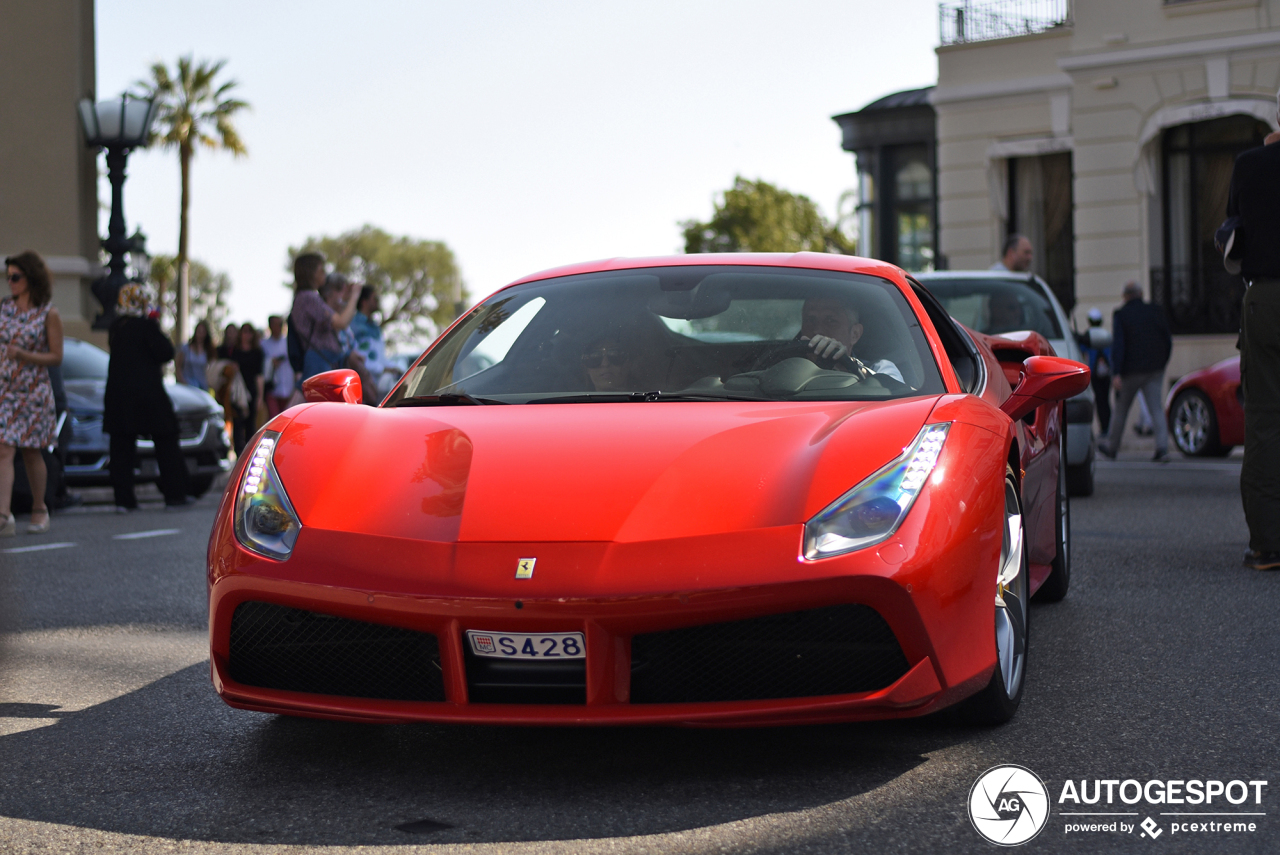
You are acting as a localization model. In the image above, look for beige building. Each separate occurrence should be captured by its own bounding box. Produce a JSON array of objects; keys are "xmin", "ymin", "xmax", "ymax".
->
[
  {"xmin": 0, "ymin": 0, "xmax": 102, "ymax": 343},
  {"xmin": 932, "ymin": 0, "xmax": 1279, "ymax": 380}
]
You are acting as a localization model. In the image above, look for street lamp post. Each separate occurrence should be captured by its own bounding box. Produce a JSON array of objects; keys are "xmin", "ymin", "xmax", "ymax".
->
[{"xmin": 78, "ymin": 95, "xmax": 155, "ymax": 329}]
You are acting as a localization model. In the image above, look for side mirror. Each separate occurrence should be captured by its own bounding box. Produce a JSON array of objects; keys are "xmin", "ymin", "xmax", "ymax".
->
[
  {"xmin": 302, "ymin": 369, "xmax": 362, "ymax": 404},
  {"xmin": 1000, "ymin": 356, "xmax": 1090, "ymax": 423},
  {"xmin": 1086, "ymin": 327, "xmax": 1112, "ymax": 349}
]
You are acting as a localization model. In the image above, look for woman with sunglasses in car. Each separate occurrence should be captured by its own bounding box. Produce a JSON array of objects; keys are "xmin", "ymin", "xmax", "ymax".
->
[
  {"xmin": 0, "ymin": 251, "xmax": 63, "ymax": 536},
  {"xmin": 581, "ymin": 335, "xmax": 634, "ymax": 391}
]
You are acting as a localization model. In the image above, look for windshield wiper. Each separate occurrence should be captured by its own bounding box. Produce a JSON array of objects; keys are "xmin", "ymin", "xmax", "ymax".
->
[
  {"xmin": 526, "ymin": 391, "xmax": 770, "ymax": 404},
  {"xmin": 391, "ymin": 393, "xmax": 507, "ymax": 407}
]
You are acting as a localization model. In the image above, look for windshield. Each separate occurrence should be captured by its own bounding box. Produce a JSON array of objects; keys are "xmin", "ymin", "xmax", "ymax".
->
[
  {"xmin": 61, "ymin": 339, "xmax": 110, "ymax": 380},
  {"xmin": 389, "ymin": 266, "xmax": 945, "ymax": 404},
  {"xmin": 919, "ymin": 277, "xmax": 1063, "ymax": 339}
]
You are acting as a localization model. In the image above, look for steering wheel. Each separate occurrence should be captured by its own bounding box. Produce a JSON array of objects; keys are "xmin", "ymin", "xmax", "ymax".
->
[{"xmin": 752, "ymin": 340, "xmax": 858, "ymax": 374}]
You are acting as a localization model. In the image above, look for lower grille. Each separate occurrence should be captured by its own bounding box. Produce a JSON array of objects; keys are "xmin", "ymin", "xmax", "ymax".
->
[
  {"xmin": 229, "ymin": 601, "xmax": 445, "ymax": 702},
  {"xmin": 177, "ymin": 415, "xmax": 206, "ymax": 440},
  {"xmin": 465, "ymin": 653, "xmax": 586, "ymax": 705},
  {"xmin": 630, "ymin": 604, "xmax": 909, "ymax": 704}
]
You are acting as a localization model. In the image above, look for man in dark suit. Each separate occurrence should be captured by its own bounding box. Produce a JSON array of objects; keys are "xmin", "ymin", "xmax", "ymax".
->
[
  {"xmin": 1226, "ymin": 96, "xmax": 1280, "ymax": 571},
  {"xmin": 1100, "ymin": 282, "xmax": 1173, "ymax": 463}
]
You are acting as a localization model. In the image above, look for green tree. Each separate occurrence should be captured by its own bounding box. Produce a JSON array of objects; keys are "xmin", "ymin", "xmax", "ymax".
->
[
  {"xmin": 291, "ymin": 226, "xmax": 466, "ymax": 350},
  {"xmin": 150, "ymin": 254, "xmax": 232, "ymax": 334},
  {"xmin": 136, "ymin": 56, "xmax": 249, "ymax": 341},
  {"xmin": 681, "ymin": 176, "xmax": 856, "ymax": 255}
]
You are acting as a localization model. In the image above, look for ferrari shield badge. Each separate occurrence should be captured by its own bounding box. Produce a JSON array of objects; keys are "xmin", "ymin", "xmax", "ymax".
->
[{"xmin": 515, "ymin": 558, "xmax": 536, "ymax": 579}]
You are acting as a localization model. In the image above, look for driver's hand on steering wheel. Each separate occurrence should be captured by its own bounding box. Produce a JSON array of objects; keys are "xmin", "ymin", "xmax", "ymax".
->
[{"xmin": 802, "ymin": 334, "xmax": 850, "ymax": 362}]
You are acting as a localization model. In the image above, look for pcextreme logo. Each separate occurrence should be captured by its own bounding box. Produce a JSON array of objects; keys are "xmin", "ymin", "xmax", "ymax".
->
[{"xmin": 969, "ymin": 765, "xmax": 1051, "ymax": 846}]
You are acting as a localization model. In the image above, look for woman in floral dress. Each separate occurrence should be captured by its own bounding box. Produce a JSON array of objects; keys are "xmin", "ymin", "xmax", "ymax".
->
[{"xmin": 0, "ymin": 251, "xmax": 63, "ymax": 536}]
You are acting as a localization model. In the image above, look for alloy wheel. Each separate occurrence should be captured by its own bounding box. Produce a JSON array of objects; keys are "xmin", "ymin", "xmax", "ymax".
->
[
  {"xmin": 1171, "ymin": 392, "xmax": 1211, "ymax": 455},
  {"xmin": 995, "ymin": 476, "xmax": 1028, "ymax": 698}
]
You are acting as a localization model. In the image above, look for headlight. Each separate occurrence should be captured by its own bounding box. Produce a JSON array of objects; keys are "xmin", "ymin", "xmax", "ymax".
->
[
  {"xmin": 233, "ymin": 431, "xmax": 302, "ymax": 560},
  {"xmin": 804, "ymin": 423, "xmax": 950, "ymax": 560}
]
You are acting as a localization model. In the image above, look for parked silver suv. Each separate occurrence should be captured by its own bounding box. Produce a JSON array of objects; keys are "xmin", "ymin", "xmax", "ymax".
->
[{"xmin": 914, "ymin": 271, "xmax": 1099, "ymax": 496}]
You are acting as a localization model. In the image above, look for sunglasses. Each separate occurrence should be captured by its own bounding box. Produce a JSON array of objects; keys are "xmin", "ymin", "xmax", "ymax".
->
[
  {"xmin": 581, "ymin": 348, "xmax": 627, "ymax": 369},
  {"xmin": 7, "ymin": 273, "xmax": 24, "ymax": 284}
]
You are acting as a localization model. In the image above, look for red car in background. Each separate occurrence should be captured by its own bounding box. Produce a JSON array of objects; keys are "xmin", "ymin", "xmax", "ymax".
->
[
  {"xmin": 207, "ymin": 254, "xmax": 1087, "ymax": 728},
  {"xmin": 1166, "ymin": 356, "xmax": 1244, "ymax": 457}
]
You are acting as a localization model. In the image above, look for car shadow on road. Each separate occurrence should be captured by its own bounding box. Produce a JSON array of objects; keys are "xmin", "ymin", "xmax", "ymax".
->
[{"xmin": 0, "ymin": 662, "xmax": 978, "ymax": 846}]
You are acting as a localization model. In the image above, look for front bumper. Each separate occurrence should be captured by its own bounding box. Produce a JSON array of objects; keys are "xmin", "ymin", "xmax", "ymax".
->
[{"xmin": 208, "ymin": 475, "xmax": 1006, "ymax": 727}]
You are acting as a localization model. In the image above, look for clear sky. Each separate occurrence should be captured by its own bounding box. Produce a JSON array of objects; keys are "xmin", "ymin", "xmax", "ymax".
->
[{"xmin": 97, "ymin": 0, "xmax": 940, "ymax": 337}]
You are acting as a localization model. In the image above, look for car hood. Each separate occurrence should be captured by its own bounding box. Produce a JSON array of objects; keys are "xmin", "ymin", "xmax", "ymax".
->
[
  {"xmin": 64, "ymin": 379, "xmax": 220, "ymax": 415},
  {"xmin": 271, "ymin": 397, "xmax": 942, "ymax": 544}
]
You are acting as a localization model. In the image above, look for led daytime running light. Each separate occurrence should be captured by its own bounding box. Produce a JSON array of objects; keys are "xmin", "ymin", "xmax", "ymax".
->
[
  {"xmin": 233, "ymin": 431, "xmax": 302, "ymax": 561},
  {"xmin": 804, "ymin": 423, "xmax": 950, "ymax": 560}
]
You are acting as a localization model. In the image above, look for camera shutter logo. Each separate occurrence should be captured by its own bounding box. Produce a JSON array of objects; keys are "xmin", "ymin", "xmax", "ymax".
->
[{"xmin": 968, "ymin": 765, "xmax": 1050, "ymax": 846}]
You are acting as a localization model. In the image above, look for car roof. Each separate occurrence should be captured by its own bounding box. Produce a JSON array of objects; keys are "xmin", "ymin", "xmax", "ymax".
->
[
  {"xmin": 914, "ymin": 270, "xmax": 1047, "ymax": 284},
  {"xmin": 505, "ymin": 253, "xmax": 908, "ymax": 290}
]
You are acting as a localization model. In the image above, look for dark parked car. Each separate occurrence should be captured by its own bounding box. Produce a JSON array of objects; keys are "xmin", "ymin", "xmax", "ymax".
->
[{"xmin": 62, "ymin": 338, "xmax": 232, "ymax": 496}]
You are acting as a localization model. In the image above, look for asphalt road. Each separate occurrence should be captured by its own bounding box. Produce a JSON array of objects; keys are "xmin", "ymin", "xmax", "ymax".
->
[{"xmin": 0, "ymin": 454, "xmax": 1275, "ymax": 854}]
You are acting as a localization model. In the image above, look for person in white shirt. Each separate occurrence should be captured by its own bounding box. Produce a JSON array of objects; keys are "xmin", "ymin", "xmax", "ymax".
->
[
  {"xmin": 990, "ymin": 233, "xmax": 1033, "ymax": 273},
  {"xmin": 261, "ymin": 315, "xmax": 294, "ymax": 418},
  {"xmin": 798, "ymin": 296, "xmax": 904, "ymax": 383}
]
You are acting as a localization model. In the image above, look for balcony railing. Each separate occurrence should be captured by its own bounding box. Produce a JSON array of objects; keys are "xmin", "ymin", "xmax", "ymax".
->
[{"xmin": 939, "ymin": 0, "xmax": 1073, "ymax": 46}]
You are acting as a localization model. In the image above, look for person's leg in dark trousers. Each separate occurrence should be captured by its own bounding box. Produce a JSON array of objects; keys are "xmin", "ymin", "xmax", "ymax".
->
[
  {"xmin": 1140, "ymin": 372, "xmax": 1169, "ymax": 456},
  {"xmin": 1092, "ymin": 372, "xmax": 1112, "ymax": 435},
  {"xmin": 151, "ymin": 430, "xmax": 190, "ymax": 505},
  {"xmin": 1106, "ymin": 372, "xmax": 1155, "ymax": 455},
  {"xmin": 108, "ymin": 431, "xmax": 138, "ymax": 509},
  {"xmin": 1241, "ymin": 280, "xmax": 1280, "ymax": 557},
  {"xmin": 231, "ymin": 416, "xmax": 248, "ymax": 456}
]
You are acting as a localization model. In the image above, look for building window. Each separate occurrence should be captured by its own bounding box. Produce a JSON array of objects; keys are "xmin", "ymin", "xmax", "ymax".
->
[
  {"xmin": 877, "ymin": 145, "xmax": 936, "ymax": 272},
  {"xmin": 894, "ymin": 152, "xmax": 935, "ymax": 271},
  {"xmin": 1154, "ymin": 115, "xmax": 1268, "ymax": 334},
  {"xmin": 1007, "ymin": 151, "xmax": 1074, "ymax": 310}
]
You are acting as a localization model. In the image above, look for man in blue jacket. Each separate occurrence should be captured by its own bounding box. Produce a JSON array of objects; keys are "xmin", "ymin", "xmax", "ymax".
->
[{"xmin": 1100, "ymin": 282, "xmax": 1172, "ymax": 462}]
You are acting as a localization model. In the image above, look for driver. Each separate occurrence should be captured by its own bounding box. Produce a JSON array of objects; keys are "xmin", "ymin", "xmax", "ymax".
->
[{"xmin": 799, "ymin": 297, "xmax": 904, "ymax": 382}]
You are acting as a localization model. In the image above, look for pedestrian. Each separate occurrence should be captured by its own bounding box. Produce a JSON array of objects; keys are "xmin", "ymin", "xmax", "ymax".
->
[
  {"xmin": 291, "ymin": 265, "xmax": 359, "ymax": 383},
  {"xmin": 261, "ymin": 315, "xmax": 293, "ymax": 419},
  {"xmin": 1076, "ymin": 307, "xmax": 1112, "ymax": 434},
  {"xmin": 103, "ymin": 283, "xmax": 191, "ymax": 512},
  {"xmin": 991, "ymin": 233, "xmax": 1033, "ymax": 273},
  {"xmin": 1099, "ymin": 282, "xmax": 1172, "ymax": 463},
  {"xmin": 1223, "ymin": 89, "xmax": 1280, "ymax": 571},
  {"xmin": 231, "ymin": 322, "xmax": 265, "ymax": 452},
  {"xmin": 216, "ymin": 322, "xmax": 238, "ymax": 359},
  {"xmin": 350, "ymin": 284, "xmax": 387, "ymax": 404},
  {"xmin": 175, "ymin": 319, "xmax": 214, "ymax": 390},
  {"xmin": 286, "ymin": 253, "xmax": 326, "ymax": 398},
  {"xmin": 0, "ymin": 251, "xmax": 63, "ymax": 536}
]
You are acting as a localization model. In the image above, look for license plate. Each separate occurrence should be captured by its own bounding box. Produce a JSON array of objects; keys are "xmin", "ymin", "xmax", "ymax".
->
[{"xmin": 465, "ymin": 630, "xmax": 585, "ymax": 660}]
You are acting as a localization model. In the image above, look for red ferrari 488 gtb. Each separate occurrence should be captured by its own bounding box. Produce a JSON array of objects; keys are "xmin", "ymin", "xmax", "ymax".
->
[{"xmin": 208, "ymin": 254, "xmax": 1088, "ymax": 726}]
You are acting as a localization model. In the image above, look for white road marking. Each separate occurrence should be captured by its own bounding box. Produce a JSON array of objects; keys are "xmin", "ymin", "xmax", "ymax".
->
[
  {"xmin": 1, "ymin": 542, "xmax": 77, "ymax": 554},
  {"xmin": 112, "ymin": 528, "xmax": 182, "ymax": 541}
]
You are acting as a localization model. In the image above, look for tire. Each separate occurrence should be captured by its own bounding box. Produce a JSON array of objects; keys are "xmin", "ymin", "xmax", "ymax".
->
[
  {"xmin": 960, "ymin": 466, "xmax": 1029, "ymax": 725},
  {"xmin": 1036, "ymin": 435, "xmax": 1071, "ymax": 603},
  {"xmin": 187, "ymin": 474, "xmax": 215, "ymax": 497},
  {"xmin": 1169, "ymin": 389, "xmax": 1230, "ymax": 457},
  {"xmin": 1065, "ymin": 443, "xmax": 1094, "ymax": 497}
]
